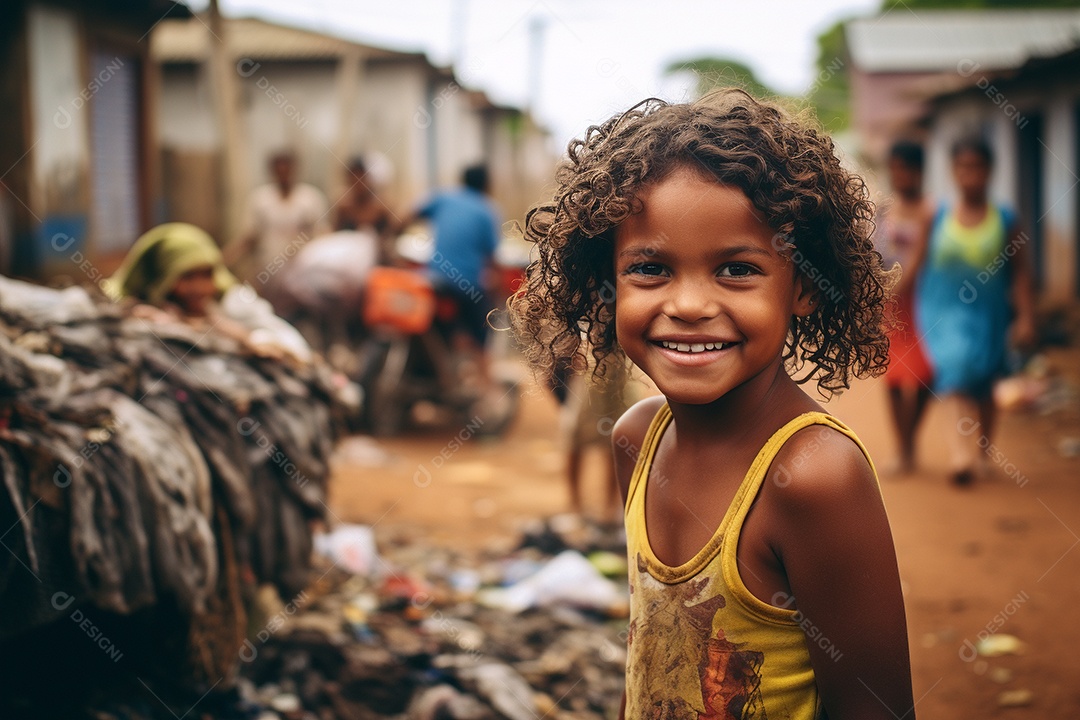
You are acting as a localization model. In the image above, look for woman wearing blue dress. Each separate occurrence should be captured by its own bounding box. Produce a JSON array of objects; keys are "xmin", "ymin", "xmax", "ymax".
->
[{"xmin": 917, "ymin": 138, "xmax": 1036, "ymax": 486}]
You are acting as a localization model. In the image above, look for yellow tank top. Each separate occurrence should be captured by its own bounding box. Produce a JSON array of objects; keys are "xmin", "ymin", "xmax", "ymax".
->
[{"xmin": 624, "ymin": 404, "xmax": 878, "ymax": 719}]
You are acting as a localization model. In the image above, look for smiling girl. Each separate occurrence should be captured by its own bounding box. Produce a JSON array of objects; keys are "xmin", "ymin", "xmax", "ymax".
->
[{"xmin": 511, "ymin": 90, "xmax": 913, "ymax": 719}]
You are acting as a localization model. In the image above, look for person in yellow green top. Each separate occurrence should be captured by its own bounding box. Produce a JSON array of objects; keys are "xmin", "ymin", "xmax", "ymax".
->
[
  {"xmin": 916, "ymin": 138, "xmax": 1036, "ymax": 487},
  {"xmin": 104, "ymin": 222, "xmax": 312, "ymax": 364},
  {"xmin": 511, "ymin": 90, "xmax": 912, "ymax": 719}
]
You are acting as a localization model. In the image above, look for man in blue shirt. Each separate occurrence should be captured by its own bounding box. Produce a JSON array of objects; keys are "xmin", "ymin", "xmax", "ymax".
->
[{"xmin": 416, "ymin": 165, "xmax": 501, "ymax": 352}]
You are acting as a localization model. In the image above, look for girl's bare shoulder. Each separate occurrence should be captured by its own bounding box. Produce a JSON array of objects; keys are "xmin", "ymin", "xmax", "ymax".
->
[
  {"xmin": 612, "ymin": 396, "xmax": 666, "ymax": 450},
  {"xmin": 611, "ymin": 395, "xmax": 667, "ymax": 499},
  {"xmin": 767, "ymin": 421, "xmax": 879, "ymax": 512},
  {"xmin": 755, "ymin": 421, "xmax": 895, "ymax": 604}
]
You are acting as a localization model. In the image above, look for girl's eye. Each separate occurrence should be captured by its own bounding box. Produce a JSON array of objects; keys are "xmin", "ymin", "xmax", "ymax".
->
[
  {"xmin": 625, "ymin": 262, "xmax": 666, "ymax": 277},
  {"xmin": 718, "ymin": 263, "xmax": 758, "ymax": 278}
]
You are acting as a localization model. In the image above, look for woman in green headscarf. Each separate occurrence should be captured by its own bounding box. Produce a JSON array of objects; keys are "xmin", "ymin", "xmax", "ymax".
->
[
  {"xmin": 105, "ymin": 223, "xmax": 312, "ymax": 362},
  {"xmin": 105, "ymin": 222, "xmax": 235, "ymax": 312}
]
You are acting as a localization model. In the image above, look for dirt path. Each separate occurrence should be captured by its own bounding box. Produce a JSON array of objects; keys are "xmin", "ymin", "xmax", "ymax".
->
[
  {"xmin": 828, "ymin": 355, "xmax": 1080, "ymax": 719},
  {"xmin": 328, "ymin": 350, "xmax": 1080, "ymax": 719}
]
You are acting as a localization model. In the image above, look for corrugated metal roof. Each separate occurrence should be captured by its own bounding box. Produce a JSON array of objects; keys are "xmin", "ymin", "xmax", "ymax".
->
[
  {"xmin": 846, "ymin": 9, "xmax": 1080, "ymax": 73},
  {"xmin": 151, "ymin": 16, "xmax": 422, "ymax": 63}
]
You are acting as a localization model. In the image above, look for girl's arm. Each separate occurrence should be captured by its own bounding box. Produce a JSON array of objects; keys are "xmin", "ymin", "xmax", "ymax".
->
[
  {"xmin": 769, "ymin": 428, "xmax": 914, "ymax": 720},
  {"xmin": 1008, "ymin": 224, "xmax": 1037, "ymax": 349}
]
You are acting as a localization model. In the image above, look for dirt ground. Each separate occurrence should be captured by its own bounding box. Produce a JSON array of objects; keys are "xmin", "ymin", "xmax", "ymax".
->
[{"xmin": 328, "ymin": 349, "xmax": 1080, "ymax": 719}]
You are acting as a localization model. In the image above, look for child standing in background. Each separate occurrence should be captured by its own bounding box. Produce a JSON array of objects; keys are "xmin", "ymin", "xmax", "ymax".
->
[
  {"xmin": 511, "ymin": 90, "xmax": 912, "ymax": 719},
  {"xmin": 916, "ymin": 138, "xmax": 1036, "ymax": 487},
  {"xmin": 875, "ymin": 141, "xmax": 934, "ymax": 474},
  {"xmin": 561, "ymin": 358, "xmax": 643, "ymax": 520}
]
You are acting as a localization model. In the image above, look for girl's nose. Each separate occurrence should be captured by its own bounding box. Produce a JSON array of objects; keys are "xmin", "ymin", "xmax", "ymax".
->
[{"xmin": 662, "ymin": 278, "xmax": 721, "ymax": 322}]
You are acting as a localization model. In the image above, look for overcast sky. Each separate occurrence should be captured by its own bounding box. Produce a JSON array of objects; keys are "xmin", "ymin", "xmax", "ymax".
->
[{"xmin": 186, "ymin": 0, "xmax": 880, "ymax": 148}]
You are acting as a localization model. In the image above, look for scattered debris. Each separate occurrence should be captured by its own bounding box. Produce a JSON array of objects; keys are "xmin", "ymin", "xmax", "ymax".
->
[
  {"xmin": 976, "ymin": 634, "xmax": 1025, "ymax": 657},
  {"xmin": 1058, "ymin": 436, "xmax": 1080, "ymax": 459},
  {"xmin": 997, "ymin": 688, "xmax": 1033, "ymax": 708},
  {"xmin": 332, "ymin": 436, "xmax": 394, "ymax": 468},
  {"xmin": 234, "ymin": 516, "xmax": 630, "ymax": 720},
  {"xmin": 315, "ymin": 524, "xmax": 382, "ymax": 577},
  {"xmin": 476, "ymin": 550, "xmax": 627, "ymax": 615},
  {"xmin": 994, "ymin": 353, "xmax": 1078, "ymax": 416}
]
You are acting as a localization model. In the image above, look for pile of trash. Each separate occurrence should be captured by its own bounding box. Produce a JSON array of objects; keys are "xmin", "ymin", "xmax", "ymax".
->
[
  {"xmin": 0, "ymin": 276, "xmax": 349, "ymax": 711},
  {"xmin": 0, "ymin": 275, "xmax": 631, "ymax": 719},
  {"xmin": 236, "ymin": 516, "xmax": 630, "ymax": 720}
]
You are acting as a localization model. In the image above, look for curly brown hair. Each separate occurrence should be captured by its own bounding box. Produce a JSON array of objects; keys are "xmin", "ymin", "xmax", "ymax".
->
[{"xmin": 509, "ymin": 88, "xmax": 891, "ymax": 396}]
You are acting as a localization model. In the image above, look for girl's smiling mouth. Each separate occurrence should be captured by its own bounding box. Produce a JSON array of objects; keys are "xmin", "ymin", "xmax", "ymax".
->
[{"xmin": 656, "ymin": 340, "xmax": 739, "ymax": 353}]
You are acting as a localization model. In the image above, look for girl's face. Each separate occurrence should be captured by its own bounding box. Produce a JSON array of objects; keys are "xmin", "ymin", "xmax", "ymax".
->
[
  {"xmin": 887, "ymin": 157, "xmax": 922, "ymax": 197},
  {"xmin": 613, "ymin": 167, "xmax": 814, "ymax": 406},
  {"xmin": 952, "ymin": 149, "xmax": 991, "ymax": 200},
  {"xmin": 169, "ymin": 265, "xmax": 217, "ymax": 317}
]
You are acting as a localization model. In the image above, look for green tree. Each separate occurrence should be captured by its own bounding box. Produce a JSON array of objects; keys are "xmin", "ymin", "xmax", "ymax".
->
[
  {"xmin": 882, "ymin": 0, "xmax": 1080, "ymax": 8},
  {"xmin": 808, "ymin": 20, "xmax": 850, "ymax": 132},
  {"xmin": 664, "ymin": 57, "xmax": 781, "ymax": 101}
]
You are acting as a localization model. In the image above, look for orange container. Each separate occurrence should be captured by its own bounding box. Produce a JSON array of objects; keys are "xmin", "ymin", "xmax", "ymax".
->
[{"xmin": 363, "ymin": 267, "xmax": 435, "ymax": 334}]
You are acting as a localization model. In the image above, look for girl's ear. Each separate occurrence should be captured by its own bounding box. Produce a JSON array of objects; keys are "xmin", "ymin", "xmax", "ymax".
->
[{"xmin": 791, "ymin": 274, "xmax": 817, "ymax": 317}]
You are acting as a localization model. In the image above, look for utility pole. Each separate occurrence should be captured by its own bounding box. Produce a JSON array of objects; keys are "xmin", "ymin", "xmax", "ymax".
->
[
  {"xmin": 208, "ymin": 0, "xmax": 249, "ymax": 250},
  {"xmin": 331, "ymin": 45, "xmax": 363, "ymax": 200}
]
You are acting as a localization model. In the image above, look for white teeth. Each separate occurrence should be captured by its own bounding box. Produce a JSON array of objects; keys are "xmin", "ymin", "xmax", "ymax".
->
[{"xmin": 660, "ymin": 341, "xmax": 731, "ymax": 353}]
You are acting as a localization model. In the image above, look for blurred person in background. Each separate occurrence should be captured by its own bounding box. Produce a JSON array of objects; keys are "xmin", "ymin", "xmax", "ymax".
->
[
  {"xmin": 916, "ymin": 138, "xmax": 1036, "ymax": 487},
  {"xmin": 270, "ymin": 158, "xmax": 395, "ymax": 360},
  {"xmin": 107, "ymin": 222, "xmax": 312, "ymax": 364},
  {"xmin": 875, "ymin": 140, "xmax": 934, "ymax": 474},
  {"xmin": 403, "ymin": 164, "xmax": 501, "ymax": 390},
  {"xmin": 227, "ymin": 150, "xmax": 330, "ymax": 284},
  {"xmin": 335, "ymin": 156, "xmax": 395, "ymax": 262},
  {"xmin": 561, "ymin": 360, "xmax": 630, "ymax": 521}
]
